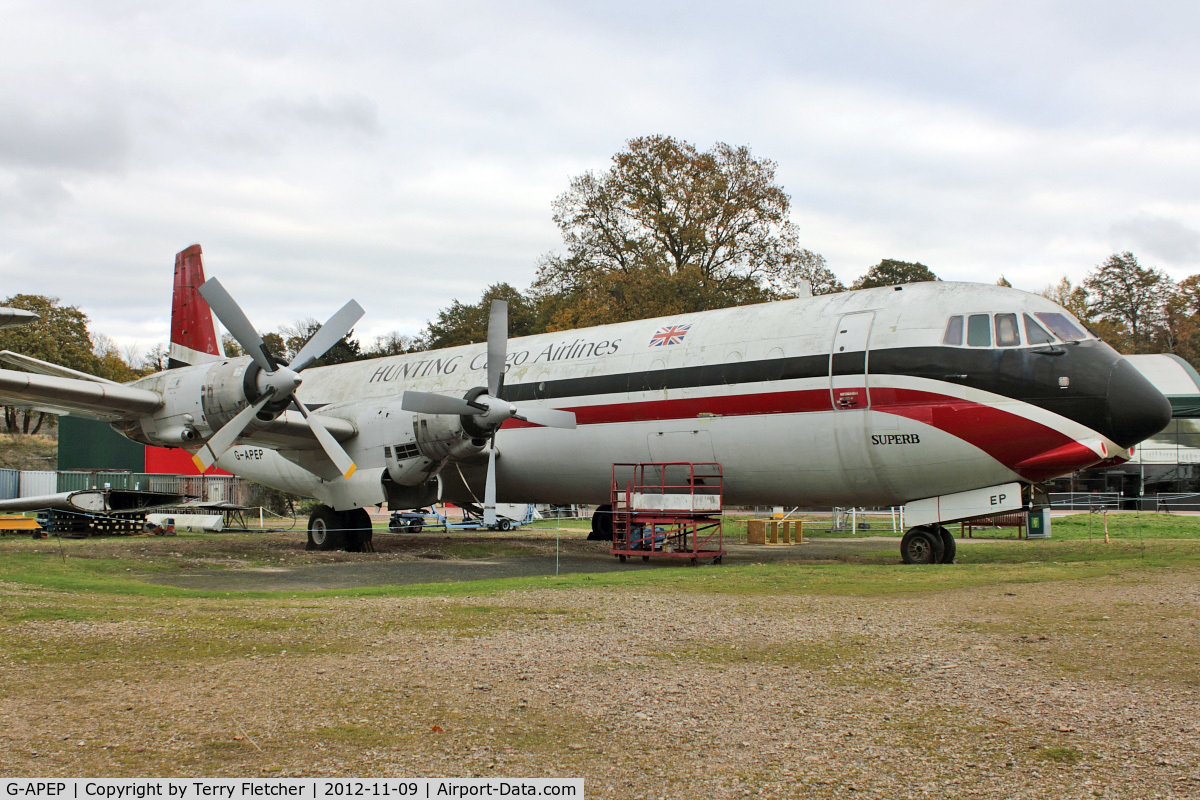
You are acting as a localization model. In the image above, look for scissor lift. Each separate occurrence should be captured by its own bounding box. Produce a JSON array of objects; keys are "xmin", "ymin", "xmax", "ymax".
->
[{"xmin": 610, "ymin": 462, "xmax": 725, "ymax": 565}]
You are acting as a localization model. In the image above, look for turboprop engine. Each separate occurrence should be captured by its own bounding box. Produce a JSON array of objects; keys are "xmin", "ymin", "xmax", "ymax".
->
[
  {"xmin": 400, "ymin": 300, "xmax": 577, "ymax": 524},
  {"xmin": 115, "ymin": 279, "xmax": 365, "ymax": 479},
  {"xmin": 377, "ymin": 401, "xmax": 489, "ymax": 487}
]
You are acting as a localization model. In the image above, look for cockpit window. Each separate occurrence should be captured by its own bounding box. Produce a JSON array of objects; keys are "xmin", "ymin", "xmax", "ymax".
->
[
  {"xmin": 1023, "ymin": 314, "xmax": 1055, "ymax": 344},
  {"xmin": 1035, "ymin": 312, "xmax": 1086, "ymax": 341},
  {"xmin": 943, "ymin": 315, "xmax": 963, "ymax": 345},
  {"xmin": 994, "ymin": 313, "xmax": 1020, "ymax": 347},
  {"xmin": 967, "ymin": 314, "xmax": 991, "ymax": 347}
]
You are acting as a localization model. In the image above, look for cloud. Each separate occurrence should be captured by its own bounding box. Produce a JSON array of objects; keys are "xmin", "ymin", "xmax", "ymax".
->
[
  {"xmin": 1109, "ymin": 214, "xmax": 1200, "ymax": 267},
  {"xmin": 0, "ymin": 97, "xmax": 130, "ymax": 172},
  {"xmin": 263, "ymin": 94, "xmax": 382, "ymax": 136},
  {"xmin": 1, "ymin": 1, "xmax": 1199, "ymax": 348}
]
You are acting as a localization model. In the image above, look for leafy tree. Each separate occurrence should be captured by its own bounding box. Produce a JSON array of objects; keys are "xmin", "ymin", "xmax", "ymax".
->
[
  {"xmin": 278, "ymin": 319, "xmax": 360, "ymax": 366},
  {"xmin": 533, "ymin": 135, "xmax": 814, "ymax": 327},
  {"xmin": 421, "ymin": 283, "xmax": 540, "ymax": 348},
  {"xmin": 364, "ymin": 331, "xmax": 422, "ymax": 357},
  {"xmin": 786, "ymin": 249, "xmax": 845, "ymax": 296},
  {"xmin": 1152, "ymin": 274, "xmax": 1200, "ymax": 365},
  {"xmin": 1084, "ymin": 252, "xmax": 1173, "ymax": 354},
  {"xmin": 91, "ymin": 333, "xmax": 144, "ymax": 382},
  {"xmin": 851, "ymin": 259, "xmax": 939, "ymax": 289},
  {"xmin": 142, "ymin": 343, "xmax": 169, "ymax": 373},
  {"xmin": 0, "ymin": 294, "xmax": 100, "ymax": 433},
  {"xmin": 222, "ymin": 332, "xmax": 245, "ymax": 357},
  {"xmin": 1042, "ymin": 276, "xmax": 1091, "ymax": 320},
  {"xmin": 262, "ymin": 332, "xmax": 286, "ymax": 361}
]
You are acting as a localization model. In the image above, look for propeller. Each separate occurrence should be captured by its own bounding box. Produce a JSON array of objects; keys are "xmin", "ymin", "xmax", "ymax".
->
[
  {"xmin": 193, "ymin": 278, "xmax": 364, "ymax": 478},
  {"xmin": 400, "ymin": 299, "xmax": 576, "ymax": 526}
]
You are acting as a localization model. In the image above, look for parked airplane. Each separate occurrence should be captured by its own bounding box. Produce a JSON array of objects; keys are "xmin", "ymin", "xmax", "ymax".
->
[
  {"xmin": 0, "ymin": 246, "xmax": 1173, "ymax": 563},
  {"xmin": 0, "ymin": 307, "xmax": 38, "ymax": 329}
]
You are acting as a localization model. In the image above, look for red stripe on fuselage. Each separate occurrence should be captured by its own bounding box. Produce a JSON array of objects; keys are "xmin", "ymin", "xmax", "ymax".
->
[{"xmin": 503, "ymin": 385, "xmax": 1102, "ymax": 481}]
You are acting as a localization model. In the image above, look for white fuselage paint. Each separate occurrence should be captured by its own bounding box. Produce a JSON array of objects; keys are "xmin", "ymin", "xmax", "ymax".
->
[{"xmin": 208, "ymin": 283, "xmax": 1125, "ymax": 511}]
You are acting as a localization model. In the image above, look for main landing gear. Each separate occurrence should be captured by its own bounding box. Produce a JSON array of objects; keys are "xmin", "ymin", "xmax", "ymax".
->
[
  {"xmin": 900, "ymin": 525, "xmax": 956, "ymax": 565},
  {"xmin": 588, "ymin": 504, "xmax": 613, "ymax": 541},
  {"xmin": 306, "ymin": 504, "xmax": 374, "ymax": 552}
]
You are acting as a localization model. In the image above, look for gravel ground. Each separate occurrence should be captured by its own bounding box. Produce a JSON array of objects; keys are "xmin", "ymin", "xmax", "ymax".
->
[{"xmin": 0, "ymin": 537, "xmax": 1197, "ymax": 798}]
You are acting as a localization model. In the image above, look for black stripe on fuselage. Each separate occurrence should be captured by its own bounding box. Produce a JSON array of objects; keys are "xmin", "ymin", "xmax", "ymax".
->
[{"xmin": 494, "ymin": 340, "xmax": 1123, "ymax": 441}]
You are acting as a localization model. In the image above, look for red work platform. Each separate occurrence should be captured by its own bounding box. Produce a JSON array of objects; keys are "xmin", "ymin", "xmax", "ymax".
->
[{"xmin": 610, "ymin": 462, "xmax": 725, "ymax": 565}]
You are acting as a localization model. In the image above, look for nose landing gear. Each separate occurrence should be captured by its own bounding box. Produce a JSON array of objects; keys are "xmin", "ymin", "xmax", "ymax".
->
[{"xmin": 900, "ymin": 524, "xmax": 955, "ymax": 564}]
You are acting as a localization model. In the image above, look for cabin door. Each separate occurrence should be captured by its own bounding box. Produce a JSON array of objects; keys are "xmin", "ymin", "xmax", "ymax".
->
[{"xmin": 829, "ymin": 312, "xmax": 874, "ymax": 411}]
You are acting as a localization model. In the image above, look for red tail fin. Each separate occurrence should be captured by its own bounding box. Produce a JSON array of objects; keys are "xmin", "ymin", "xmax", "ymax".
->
[{"xmin": 169, "ymin": 244, "xmax": 223, "ymax": 369}]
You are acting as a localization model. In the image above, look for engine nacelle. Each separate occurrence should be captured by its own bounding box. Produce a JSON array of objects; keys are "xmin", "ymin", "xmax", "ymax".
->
[
  {"xmin": 381, "ymin": 402, "xmax": 487, "ymax": 486},
  {"xmin": 114, "ymin": 358, "xmax": 265, "ymax": 448}
]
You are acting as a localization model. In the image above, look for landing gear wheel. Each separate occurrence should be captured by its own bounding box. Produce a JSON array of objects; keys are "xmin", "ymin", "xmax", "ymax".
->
[
  {"xmin": 937, "ymin": 525, "xmax": 956, "ymax": 564},
  {"xmin": 900, "ymin": 526, "xmax": 945, "ymax": 565},
  {"xmin": 341, "ymin": 507, "xmax": 373, "ymax": 553},
  {"xmin": 499, "ymin": 518, "xmax": 512, "ymax": 531},
  {"xmin": 306, "ymin": 505, "xmax": 344, "ymax": 551},
  {"xmin": 589, "ymin": 504, "xmax": 613, "ymax": 541}
]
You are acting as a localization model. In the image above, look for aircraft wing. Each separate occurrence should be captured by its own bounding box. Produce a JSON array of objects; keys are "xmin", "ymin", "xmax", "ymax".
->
[
  {"xmin": 0, "ymin": 366, "xmax": 355, "ymax": 451},
  {"xmin": 0, "ymin": 488, "xmax": 185, "ymax": 513},
  {"xmin": 0, "ymin": 350, "xmax": 121, "ymax": 384},
  {"xmin": 244, "ymin": 409, "xmax": 357, "ymax": 449},
  {"xmin": 0, "ymin": 308, "xmax": 39, "ymax": 329},
  {"xmin": 0, "ymin": 367, "xmax": 161, "ymax": 420}
]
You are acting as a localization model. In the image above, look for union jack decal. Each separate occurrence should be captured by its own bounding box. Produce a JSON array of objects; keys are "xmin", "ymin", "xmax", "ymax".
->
[{"xmin": 649, "ymin": 323, "xmax": 692, "ymax": 347}]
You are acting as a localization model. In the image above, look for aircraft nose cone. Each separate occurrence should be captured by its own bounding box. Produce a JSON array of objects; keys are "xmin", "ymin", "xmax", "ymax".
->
[{"xmin": 1106, "ymin": 357, "xmax": 1172, "ymax": 448}]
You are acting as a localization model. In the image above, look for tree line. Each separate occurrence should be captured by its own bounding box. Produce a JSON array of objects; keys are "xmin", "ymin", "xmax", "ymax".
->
[{"xmin": 2, "ymin": 134, "xmax": 1197, "ymax": 432}]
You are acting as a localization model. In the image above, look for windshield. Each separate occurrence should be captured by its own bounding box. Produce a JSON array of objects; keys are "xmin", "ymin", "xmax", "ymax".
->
[{"xmin": 1034, "ymin": 312, "xmax": 1087, "ymax": 341}]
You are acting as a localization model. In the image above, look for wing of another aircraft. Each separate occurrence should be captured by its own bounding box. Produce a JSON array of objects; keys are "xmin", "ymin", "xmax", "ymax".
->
[
  {"xmin": 0, "ymin": 308, "xmax": 39, "ymax": 329},
  {"xmin": 0, "ymin": 488, "xmax": 185, "ymax": 513}
]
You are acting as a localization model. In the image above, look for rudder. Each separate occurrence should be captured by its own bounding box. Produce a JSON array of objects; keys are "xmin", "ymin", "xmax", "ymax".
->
[{"xmin": 169, "ymin": 244, "xmax": 224, "ymax": 369}]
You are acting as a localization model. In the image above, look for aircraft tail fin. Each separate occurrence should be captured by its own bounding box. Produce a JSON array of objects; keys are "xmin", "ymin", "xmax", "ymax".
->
[{"xmin": 168, "ymin": 244, "xmax": 224, "ymax": 369}]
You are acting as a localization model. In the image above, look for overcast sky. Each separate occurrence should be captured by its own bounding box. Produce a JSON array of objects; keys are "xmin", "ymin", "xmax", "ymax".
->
[{"xmin": 1, "ymin": 0, "xmax": 1197, "ymax": 354}]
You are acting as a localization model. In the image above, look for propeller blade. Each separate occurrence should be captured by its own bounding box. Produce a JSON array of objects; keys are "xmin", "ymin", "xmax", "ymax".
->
[
  {"xmin": 487, "ymin": 300, "xmax": 508, "ymax": 397},
  {"xmin": 293, "ymin": 400, "xmax": 358, "ymax": 479},
  {"xmin": 514, "ymin": 407, "xmax": 577, "ymax": 430},
  {"xmin": 401, "ymin": 390, "xmax": 483, "ymax": 416},
  {"xmin": 289, "ymin": 300, "xmax": 366, "ymax": 372},
  {"xmin": 198, "ymin": 278, "xmax": 275, "ymax": 372},
  {"xmin": 191, "ymin": 391, "xmax": 274, "ymax": 473},
  {"xmin": 483, "ymin": 446, "xmax": 497, "ymax": 527}
]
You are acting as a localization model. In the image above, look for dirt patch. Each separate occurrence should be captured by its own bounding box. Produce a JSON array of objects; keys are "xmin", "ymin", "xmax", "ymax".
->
[{"xmin": 141, "ymin": 535, "xmax": 908, "ymax": 591}]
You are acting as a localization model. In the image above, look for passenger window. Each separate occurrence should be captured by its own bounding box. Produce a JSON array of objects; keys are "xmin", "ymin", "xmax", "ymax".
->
[
  {"xmin": 1024, "ymin": 314, "xmax": 1055, "ymax": 344},
  {"xmin": 1035, "ymin": 312, "xmax": 1086, "ymax": 341},
  {"xmin": 967, "ymin": 314, "xmax": 991, "ymax": 347},
  {"xmin": 995, "ymin": 313, "xmax": 1020, "ymax": 347},
  {"xmin": 943, "ymin": 315, "xmax": 963, "ymax": 345}
]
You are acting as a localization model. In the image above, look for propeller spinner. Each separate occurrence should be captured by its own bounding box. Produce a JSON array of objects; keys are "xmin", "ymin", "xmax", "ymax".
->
[
  {"xmin": 400, "ymin": 300, "xmax": 576, "ymax": 525},
  {"xmin": 192, "ymin": 278, "xmax": 364, "ymax": 479}
]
